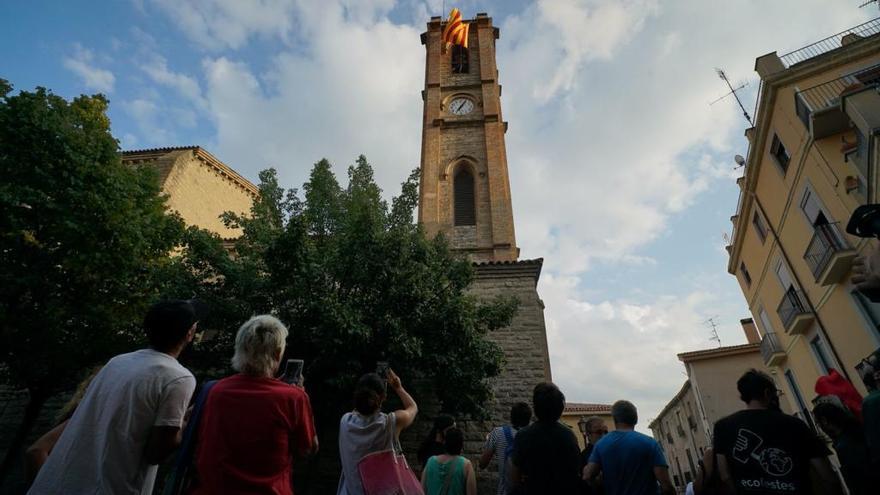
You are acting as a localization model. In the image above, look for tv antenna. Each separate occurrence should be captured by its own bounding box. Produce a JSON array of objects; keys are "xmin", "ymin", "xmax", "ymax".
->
[
  {"xmin": 859, "ymin": 0, "xmax": 878, "ymax": 9},
  {"xmin": 712, "ymin": 68, "xmax": 754, "ymax": 127},
  {"xmin": 704, "ymin": 316, "xmax": 722, "ymax": 347}
]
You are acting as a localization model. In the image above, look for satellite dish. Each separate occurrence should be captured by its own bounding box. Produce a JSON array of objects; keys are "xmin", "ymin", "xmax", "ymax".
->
[{"xmin": 734, "ymin": 155, "xmax": 746, "ymax": 167}]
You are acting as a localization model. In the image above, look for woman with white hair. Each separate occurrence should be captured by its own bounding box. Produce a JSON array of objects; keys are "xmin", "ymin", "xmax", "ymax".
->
[{"xmin": 190, "ymin": 315, "xmax": 318, "ymax": 495}]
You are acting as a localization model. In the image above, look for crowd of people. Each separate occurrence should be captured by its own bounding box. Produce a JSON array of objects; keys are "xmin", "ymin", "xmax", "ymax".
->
[{"xmin": 18, "ymin": 298, "xmax": 880, "ymax": 494}]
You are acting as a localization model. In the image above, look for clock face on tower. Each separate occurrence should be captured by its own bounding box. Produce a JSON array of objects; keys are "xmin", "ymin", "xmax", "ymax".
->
[{"xmin": 448, "ymin": 97, "xmax": 474, "ymax": 115}]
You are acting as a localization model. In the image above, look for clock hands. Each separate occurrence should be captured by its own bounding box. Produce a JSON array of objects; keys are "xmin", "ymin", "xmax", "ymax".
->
[{"xmin": 454, "ymin": 100, "xmax": 465, "ymax": 113}]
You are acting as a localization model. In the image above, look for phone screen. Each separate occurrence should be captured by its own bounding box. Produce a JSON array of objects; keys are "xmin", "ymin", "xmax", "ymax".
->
[
  {"xmin": 376, "ymin": 361, "xmax": 389, "ymax": 378},
  {"xmin": 283, "ymin": 359, "xmax": 304, "ymax": 385}
]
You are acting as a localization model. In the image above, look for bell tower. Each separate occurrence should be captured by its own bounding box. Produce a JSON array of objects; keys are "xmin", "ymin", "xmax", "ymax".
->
[{"xmin": 418, "ymin": 13, "xmax": 518, "ymax": 262}]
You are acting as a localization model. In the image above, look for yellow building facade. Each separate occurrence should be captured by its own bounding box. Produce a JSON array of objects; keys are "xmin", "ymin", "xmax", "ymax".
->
[
  {"xmin": 727, "ymin": 18, "xmax": 880, "ymax": 427},
  {"xmin": 559, "ymin": 403, "xmax": 613, "ymax": 450},
  {"xmin": 122, "ymin": 146, "xmax": 259, "ymax": 240}
]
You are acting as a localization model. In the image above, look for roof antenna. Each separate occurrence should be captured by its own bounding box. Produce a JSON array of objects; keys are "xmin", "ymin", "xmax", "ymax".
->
[
  {"xmin": 704, "ymin": 316, "xmax": 722, "ymax": 347},
  {"xmin": 712, "ymin": 68, "xmax": 754, "ymax": 127}
]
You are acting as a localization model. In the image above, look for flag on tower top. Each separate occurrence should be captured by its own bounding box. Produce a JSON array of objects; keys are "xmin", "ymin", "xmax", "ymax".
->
[{"xmin": 442, "ymin": 8, "xmax": 469, "ymax": 49}]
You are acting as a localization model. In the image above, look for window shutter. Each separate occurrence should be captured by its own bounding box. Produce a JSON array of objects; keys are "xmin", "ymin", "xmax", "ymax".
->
[{"xmin": 454, "ymin": 170, "xmax": 476, "ymax": 226}]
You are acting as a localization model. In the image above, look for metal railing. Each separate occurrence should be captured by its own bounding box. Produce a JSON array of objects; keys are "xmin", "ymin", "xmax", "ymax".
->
[
  {"xmin": 777, "ymin": 288, "xmax": 810, "ymax": 330},
  {"xmin": 780, "ymin": 17, "xmax": 880, "ymax": 68},
  {"xmin": 804, "ymin": 222, "xmax": 851, "ymax": 279},
  {"xmin": 760, "ymin": 331, "xmax": 784, "ymax": 364},
  {"xmin": 796, "ymin": 63, "xmax": 880, "ymax": 117}
]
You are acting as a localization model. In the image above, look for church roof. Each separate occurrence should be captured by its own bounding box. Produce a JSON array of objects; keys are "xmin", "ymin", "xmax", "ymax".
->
[
  {"xmin": 563, "ymin": 402, "xmax": 613, "ymax": 414},
  {"xmin": 122, "ymin": 146, "xmax": 259, "ymax": 197}
]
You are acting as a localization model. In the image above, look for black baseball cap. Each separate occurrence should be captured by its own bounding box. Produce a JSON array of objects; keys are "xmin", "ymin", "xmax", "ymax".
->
[{"xmin": 144, "ymin": 299, "xmax": 209, "ymax": 350}]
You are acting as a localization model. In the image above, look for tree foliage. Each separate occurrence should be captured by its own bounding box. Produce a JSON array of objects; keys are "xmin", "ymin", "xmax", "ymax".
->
[
  {"xmin": 167, "ymin": 156, "xmax": 517, "ymax": 420},
  {"xmin": 0, "ymin": 81, "xmax": 184, "ymax": 397}
]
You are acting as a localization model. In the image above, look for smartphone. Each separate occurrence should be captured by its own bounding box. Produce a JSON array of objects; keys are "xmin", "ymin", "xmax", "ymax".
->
[
  {"xmin": 376, "ymin": 361, "xmax": 390, "ymax": 379},
  {"xmin": 282, "ymin": 359, "xmax": 304, "ymax": 386}
]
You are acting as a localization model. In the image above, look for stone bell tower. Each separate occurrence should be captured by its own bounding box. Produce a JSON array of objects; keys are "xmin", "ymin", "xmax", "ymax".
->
[
  {"xmin": 412, "ymin": 13, "xmax": 552, "ymax": 493},
  {"xmin": 418, "ymin": 13, "xmax": 518, "ymax": 262}
]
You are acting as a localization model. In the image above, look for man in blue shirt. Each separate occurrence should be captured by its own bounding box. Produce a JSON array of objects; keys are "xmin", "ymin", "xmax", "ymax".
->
[{"xmin": 583, "ymin": 400, "xmax": 673, "ymax": 495}]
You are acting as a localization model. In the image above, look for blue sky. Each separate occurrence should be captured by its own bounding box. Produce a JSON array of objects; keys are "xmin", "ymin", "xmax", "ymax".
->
[{"xmin": 2, "ymin": 0, "xmax": 877, "ymax": 424}]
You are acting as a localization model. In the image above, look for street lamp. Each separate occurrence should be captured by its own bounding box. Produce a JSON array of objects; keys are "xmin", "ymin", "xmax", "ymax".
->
[{"xmin": 577, "ymin": 416, "xmax": 588, "ymax": 445}]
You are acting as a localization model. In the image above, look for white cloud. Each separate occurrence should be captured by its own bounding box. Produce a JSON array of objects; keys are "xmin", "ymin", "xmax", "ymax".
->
[
  {"xmin": 147, "ymin": 0, "xmax": 299, "ymax": 50},
  {"xmin": 140, "ymin": 53, "xmax": 206, "ymax": 108},
  {"xmin": 62, "ymin": 44, "xmax": 115, "ymax": 93}
]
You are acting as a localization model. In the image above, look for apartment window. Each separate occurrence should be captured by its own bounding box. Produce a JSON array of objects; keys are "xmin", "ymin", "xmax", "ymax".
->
[
  {"xmin": 809, "ymin": 334, "xmax": 834, "ymax": 374},
  {"xmin": 770, "ymin": 134, "xmax": 791, "ymax": 173},
  {"xmin": 451, "ymin": 45, "xmax": 469, "ymax": 74},
  {"xmin": 686, "ymin": 449, "xmax": 697, "ymax": 478},
  {"xmin": 851, "ymin": 289, "xmax": 880, "ymax": 341},
  {"xmin": 752, "ymin": 211, "xmax": 768, "ymax": 243},
  {"xmin": 795, "ymin": 92, "xmax": 811, "ymax": 130},
  {"xmin": 758, "ymin": 307, "xmax": 774, "ymax": 335},
  {"xmin": 799, "ymin": 185, "xmax": 831, "ymax": 227},
  {"xmin": 784, "ymin": 369, "xmax": 816, "ymax": 431},
  {"xmin": 740, "ymin": 262, "xmax": 752, "ymax": 287},
  {"xmin": 774, "ymin": 258, "xmax": 794, "ymax": 291}
]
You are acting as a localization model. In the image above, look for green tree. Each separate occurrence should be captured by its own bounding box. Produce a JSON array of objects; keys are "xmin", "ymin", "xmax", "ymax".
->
[
  {"xmin": 0, "ymin": 81, "xmax": 184, "ymax": 480},
  {"xmin": 170, "ymin": 156, "xmax": 517, "ymax": 421}
]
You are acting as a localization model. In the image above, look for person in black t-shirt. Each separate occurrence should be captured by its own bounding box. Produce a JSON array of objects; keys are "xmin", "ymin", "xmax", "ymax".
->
[
  {"xmin": 510, "ymin": 382, "xmax": 581, "ymax": 495},
  {"xmin": 713, "ymin": 369, "xmax": 841, "ymax": 495}
]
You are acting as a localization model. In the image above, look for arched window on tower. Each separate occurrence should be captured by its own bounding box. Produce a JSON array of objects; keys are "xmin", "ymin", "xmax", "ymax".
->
[
  {"xmin": 451, "ymin": 45, "xmax": 469, "ymax": 74},
  {"xmin": 454, "ymin": 168, "xmax": 476, "ymax": 226}
]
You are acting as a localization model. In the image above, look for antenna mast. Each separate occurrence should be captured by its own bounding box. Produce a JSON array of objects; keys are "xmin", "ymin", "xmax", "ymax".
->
[
  {"xmin": 704, "ymin": 316, "xmax": 722, "ymax": 347},
  {"xmin": 713, "ymin": 68, "xmax": 754, "ymax": 127}
]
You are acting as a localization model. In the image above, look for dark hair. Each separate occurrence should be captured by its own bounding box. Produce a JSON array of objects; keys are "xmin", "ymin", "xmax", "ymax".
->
[
  {"xmin": 510, "ymin": 402, "xmax": 532, "ymax": 428},
  {"xmin": 737, "ymin": 369, "xmax": 776, "ymax": 403},
  {"xmin": 353, "ymin": 373, "xmax": 386, "ymax": 415},
  {"xmin": 611, "ymin": 400, "xmax": 638, "ymax": 426},
  {"xmin": 812, "ymin": 402, "xmax": 853, "ymax": 429},
  {"xmin": 144, "ymin": 300, "xmax": 200, "ymax": 351},
  {"xmin": 444, "ymin": 427, "xmax": 464, "ymax": 456},
  {"xmin": 533, "ymin": 382, "xmax": 565, "ymax": 422}
]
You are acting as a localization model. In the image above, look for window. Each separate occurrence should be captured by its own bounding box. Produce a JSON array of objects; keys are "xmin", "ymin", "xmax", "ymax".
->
[
  {"xmin": 453, "ymin": 168, "xmax": 476, "ymax": 226},
  {"xmin": 809, "ymin": 334, "xmax": 834, "ymax": 374},
  {"xmin": 752, "ymin": 211, "xmax": 768, "ymax": 243},
  {"xmin": 795, "ymin": 92, "xmax": 811, "ymax": 130},
  {"xmin": 774, "ymin": 258, "xmax": 794, "ymax": 291},
  {"xmin": 758, "ymin": 307, "xmax": 774, "ymax": 335},
  {"xmin": 740, "ymin": 262, "xmax": 752, "ymax": 287},
  {"xmin": 784, "ymin": 369, "xmax": 816, "ymax": 431},
  {"xmin": 799, "ymin": 185, "xmax": 829, "ymax": 226},
  {"xmin": 851, "ymin": 289, "xmax": 880, "ymax": 341},
  {"xmin": 686, "ymin": 449, "xmax": 697, "ymax": 479},
  {"xmin": 451, "ymin": 45, "xmax": 469, "ymax": 74},
  {"xmin": 770, "ymin": 134, "xmax": 791, "ymax": 173}
]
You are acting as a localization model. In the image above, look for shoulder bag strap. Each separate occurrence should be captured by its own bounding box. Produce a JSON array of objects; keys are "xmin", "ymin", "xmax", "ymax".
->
[{"xmin": 163, "ymin": 379, "xmax": 217, "ymax": 495}]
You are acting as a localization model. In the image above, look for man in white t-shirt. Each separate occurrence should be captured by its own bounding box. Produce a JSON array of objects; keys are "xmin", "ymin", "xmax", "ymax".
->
[{"xmin": 28, "ymin": 299, "xmax": 204, "ymax": 494}]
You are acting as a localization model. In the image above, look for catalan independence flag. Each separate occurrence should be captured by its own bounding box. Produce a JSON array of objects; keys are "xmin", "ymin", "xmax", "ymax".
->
[{"xmin": 442, "ymin": 8, "xmax": 469, "ymax": 49}]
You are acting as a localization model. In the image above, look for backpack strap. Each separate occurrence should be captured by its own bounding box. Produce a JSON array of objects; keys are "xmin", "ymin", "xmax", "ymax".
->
[
  {"xmin": 163, "ymin": 379, "xmax": 217, "ymax": 495},
  {"xmin": 502, "ymin": 425, "xmax": 513, "ymax": 445}
]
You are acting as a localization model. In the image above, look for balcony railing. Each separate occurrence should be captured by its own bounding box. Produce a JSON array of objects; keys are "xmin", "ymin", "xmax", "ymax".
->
[
  {"xmin": 804, "ymin": 222, "xmax": 856, "ymax": 285},
  {"xmin": 760, "ymin": 331, "xmax": 786, "ymax": 367},
  {"xmin": 780, "ymin": 17, "xmax": 880, "ymax": 68},
  {"xmin": 777, "ymin": 288, "xmax": 813, "ymax": 335},
  {"xmin": 795, "ymin": 64, "xmax": 880, "ymax": 138}
]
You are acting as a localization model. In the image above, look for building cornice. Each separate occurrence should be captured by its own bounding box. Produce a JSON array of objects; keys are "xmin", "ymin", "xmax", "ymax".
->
[
  {"xmin": 677, "ymin": 342, "xmax": 760, "ymax": 363},
  {"xmin": 122, "ymin": 146, "xmax": 260, "ymax": 198}
]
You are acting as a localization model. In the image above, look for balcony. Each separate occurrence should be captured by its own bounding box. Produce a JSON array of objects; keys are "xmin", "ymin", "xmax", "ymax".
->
[
  {"xmin": 804, "ymin": 222, "xmax": 856, "ymax": 285},
  {"xmin": 777, "ymin": 288, "xmax": 814, "ymax": 335},
  {"xmin": 780, "ymin": 17, "xmax": 880, "ymax": 68},
  {"xmin": 795, "ymin": 64, "xmax": 880, "ymax": 139},
  {"xmin": 760, "ymin": 331, "xmax": 787, "ymax": 367}
]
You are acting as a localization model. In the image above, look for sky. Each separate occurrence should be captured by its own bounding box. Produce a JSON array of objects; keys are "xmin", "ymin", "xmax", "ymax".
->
[{"xmin": 2, "ymin": 0, "xmax": 878, "ymax": 428}]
